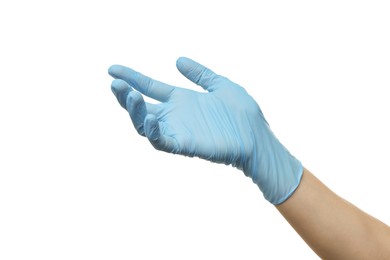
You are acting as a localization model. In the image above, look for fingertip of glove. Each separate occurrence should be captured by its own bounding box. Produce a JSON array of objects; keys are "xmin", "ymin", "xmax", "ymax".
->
[
  {"xmin": 126, "ymin": 91, "xmax": 142, "ymax": 109},
  {"xmin": 108, "ymin": 64, "xmax": 123, "ymax": 77},
  {"xmin": 111, "ymin": 79, "xmax": 122, "ymax": 98},
  {"xmin": 108, "ymin": 65, "xmax": 116, "ymax": 75},
  {"xmin": 111, "ymin": 78, "xmax": 127, "ymax": 89},
  {"xmin": 176, "ymin": 57, "xmax": 191, "ymax": 69}
]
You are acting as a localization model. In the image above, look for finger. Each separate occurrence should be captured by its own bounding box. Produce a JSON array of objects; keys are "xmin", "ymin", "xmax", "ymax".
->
[
  {"xmin": 111, "ymin": 79, "xmax": 159, "ymax": 115},
  {"xmin": 111, "ymin": 79, "xmax": 132, "ymax": 109},
  {"xmin": 108, "ymin": 65, "xmax": 175, "ymax": 102},
  {"xmin": 126, "ymin": 91, "xmax": 148, "ymax": 136},
  {"xmin": 144, "ymin": 114, "xmax": 179, "ymax": 153},
  {"xmin": 176, "ymin": 57, "xmax": 224, "ymax": 92}
]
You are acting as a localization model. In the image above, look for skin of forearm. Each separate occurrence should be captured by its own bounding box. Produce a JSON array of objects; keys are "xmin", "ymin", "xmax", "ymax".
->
[{"xmin": 276, "ymin": 168, "xmax": 390, "ymax": 259}]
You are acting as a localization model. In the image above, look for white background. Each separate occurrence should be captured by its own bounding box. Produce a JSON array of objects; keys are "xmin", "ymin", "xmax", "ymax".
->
[{"xmin": 1, "ymin": 0, "xmax": 389, "ymax": 259}]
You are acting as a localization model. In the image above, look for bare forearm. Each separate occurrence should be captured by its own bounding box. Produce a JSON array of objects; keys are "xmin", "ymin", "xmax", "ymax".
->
[{"xmin": 276, "ymin": 168, "xmax": 390, "ymax": 259}]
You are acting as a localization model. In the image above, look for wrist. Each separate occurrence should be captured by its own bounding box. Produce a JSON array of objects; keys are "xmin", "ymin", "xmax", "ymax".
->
[{"xmin": 246, "ymin": 127, "xmax": 303, "ymax": 205}]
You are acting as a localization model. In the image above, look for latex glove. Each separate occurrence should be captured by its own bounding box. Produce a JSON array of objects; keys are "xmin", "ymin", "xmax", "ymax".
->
[{"xmin": 108, "ymin": 57, "xmax": 303, "ymax": 205}]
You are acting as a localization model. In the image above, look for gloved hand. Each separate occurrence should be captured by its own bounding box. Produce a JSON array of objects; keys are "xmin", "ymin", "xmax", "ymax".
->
[{"xmin": 108, "ymin": 57, "xmax": 303, "ymax": 205}]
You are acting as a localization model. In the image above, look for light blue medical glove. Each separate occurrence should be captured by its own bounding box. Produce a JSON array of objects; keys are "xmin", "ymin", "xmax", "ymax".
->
[{"xmin": 108, "ymin": 57, "xmax": 303, "ymax": 205}]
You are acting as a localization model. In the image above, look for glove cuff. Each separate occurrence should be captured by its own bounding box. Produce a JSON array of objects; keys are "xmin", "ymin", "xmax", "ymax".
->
[{"xmin": 245, "ymin": 127, "xmax": 304, "ymax": 205}]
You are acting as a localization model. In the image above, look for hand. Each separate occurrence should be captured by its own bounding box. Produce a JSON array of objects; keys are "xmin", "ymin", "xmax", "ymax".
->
[{"xmin": 108, "ymin": 57, "xmax": 302, "ymax": 204}]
